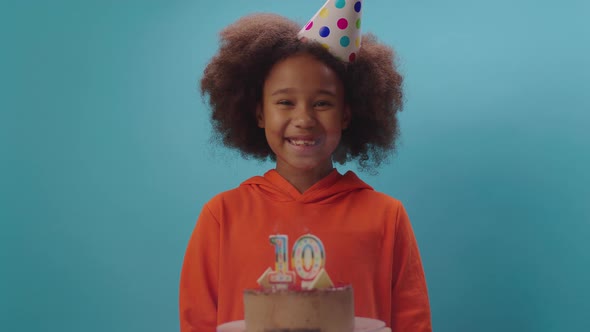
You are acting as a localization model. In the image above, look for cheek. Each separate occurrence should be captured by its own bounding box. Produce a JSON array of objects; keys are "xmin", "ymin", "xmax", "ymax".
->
[
  {"xmin": 264, "ymin": 122, "xmax": 285, "ymax": 147},
  {"xmin": 263, "ymin": 128, "xmax": 279, "ymax": 154},
  {"xmin": 325, "ymin": 114, "xmax": 347, "ymax": 133},
  {"xmin": 264, "ymin": 113, "xmax": 287, "ymax": 132},
  {"xmin": 326, "ymin": 131, "xmax": 343, "ymax": 146}
]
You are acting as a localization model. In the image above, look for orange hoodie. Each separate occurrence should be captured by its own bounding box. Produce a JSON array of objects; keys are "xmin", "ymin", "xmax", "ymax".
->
[{"xmin": 179, "ymin": 169, "xmax": 431, "ymax": 331}]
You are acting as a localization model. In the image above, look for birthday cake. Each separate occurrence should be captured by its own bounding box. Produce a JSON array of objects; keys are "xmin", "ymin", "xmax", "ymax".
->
[
  {"xmin": 243, "ymin": 286, "xmax": 354, "ymax": 332},
  {"xmin": 242, "ymin": 234, "xmax": 355, "ymax": 332}
]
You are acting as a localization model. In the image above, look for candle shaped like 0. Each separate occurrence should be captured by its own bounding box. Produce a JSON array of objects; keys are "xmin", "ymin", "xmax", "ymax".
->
[{"xmin": 292, "ymin": 234, "xmax": 326, "ymax": 284}]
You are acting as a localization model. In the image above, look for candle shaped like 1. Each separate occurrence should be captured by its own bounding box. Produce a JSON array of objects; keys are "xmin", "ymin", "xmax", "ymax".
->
[
  {"xmin": 268, "ymin": 235, "xmax": 295, "ymax": 288},
  {"xmin": 270, "ymin": 235, "xmax": 288, "ymax": 273}
]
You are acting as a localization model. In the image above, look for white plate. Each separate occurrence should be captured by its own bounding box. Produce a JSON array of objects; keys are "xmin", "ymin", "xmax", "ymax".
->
[{"xmin": 217, "ymin": 316, "xmax": 386, "ymax": 332}]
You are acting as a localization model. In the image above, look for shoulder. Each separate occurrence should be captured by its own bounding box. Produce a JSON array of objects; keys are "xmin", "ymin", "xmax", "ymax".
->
[
  {"xmin": 339, "ymin": 171, "xmax": 407, "ymax": 223},
  {"xmin": 204, "ymin": 184, "xmax": 251, "ymax": 207},
  {"xmin": 201, "ymin": 174, "xmax": 262, "ymax": 211},
  {"xmin": 364, "ymin": 190, "xmax": 406, "ymax": 219},
  {"xmin": 343, "ymin": 171, "xmax": 404, "ymax": 205}
]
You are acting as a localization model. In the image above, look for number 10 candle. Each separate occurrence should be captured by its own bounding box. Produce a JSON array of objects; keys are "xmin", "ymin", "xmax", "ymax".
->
[{"xmin": 260, "ymin": 234, "xmax": 332, "ymax": 290}]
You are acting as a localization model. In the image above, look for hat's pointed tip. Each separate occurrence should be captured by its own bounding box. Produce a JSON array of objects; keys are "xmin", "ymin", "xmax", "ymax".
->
[{"xmin": 298, "ymin": 0, "xmax": 364, "ymax": 63}]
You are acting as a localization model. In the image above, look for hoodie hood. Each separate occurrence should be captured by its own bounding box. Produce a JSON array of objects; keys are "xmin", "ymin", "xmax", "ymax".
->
[{"xmin": 240, "ymin": 169, "xmax": 373, "ymax": 204}]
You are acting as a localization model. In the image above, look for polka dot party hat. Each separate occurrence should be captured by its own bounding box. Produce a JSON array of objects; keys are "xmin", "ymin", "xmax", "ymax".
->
[{"xmin": 298, "ymin": 0, "xmax": 363, "ymax": 62}]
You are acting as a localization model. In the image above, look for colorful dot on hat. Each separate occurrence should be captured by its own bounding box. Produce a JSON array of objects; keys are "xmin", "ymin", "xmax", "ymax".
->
[
  {"xmin": 296, "ymin": 0, "xmax": 363, "ymax": 63},
  {"xmin": 319, "ymin": 26, "xmax": 330, "ymax": 38},
  {"xmin": 340, "ymin": 36, "xmax": 350, "ymax": 47},
  {"xmin": 337, "ymin": 18, "xmax": 348, "ymax": 30},
  {"xmin": 354, "ymin": 1, "xmax": 362, "ymax": 13}
]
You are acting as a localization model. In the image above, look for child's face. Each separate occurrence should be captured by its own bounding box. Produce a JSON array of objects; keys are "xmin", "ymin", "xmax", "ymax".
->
[{"xmin": 257, "ymin": 53, "xmax": 350, "ymax": 178}]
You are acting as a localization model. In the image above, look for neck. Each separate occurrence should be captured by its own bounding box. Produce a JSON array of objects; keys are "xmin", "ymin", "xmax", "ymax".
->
[{"xmin": 275, "ymin": 164, "xmax": 334, "ymax": 194}]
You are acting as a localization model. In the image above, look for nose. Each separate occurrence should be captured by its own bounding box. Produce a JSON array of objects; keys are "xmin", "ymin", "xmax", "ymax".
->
[{"xmin": 292, "ymin": 104, "xmax": 316, "ymax": 129}]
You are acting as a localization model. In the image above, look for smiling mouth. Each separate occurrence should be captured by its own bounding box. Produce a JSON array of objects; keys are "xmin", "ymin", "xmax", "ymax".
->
[{"xmin": 286, "ymin": 138, "xmax": 318, "ymax": 146}]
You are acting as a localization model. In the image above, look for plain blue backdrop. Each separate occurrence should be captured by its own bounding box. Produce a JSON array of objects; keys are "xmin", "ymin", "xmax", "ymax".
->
[{"xmin": 1, "ymin": 0, "xmax": 589, "ymax": 331}]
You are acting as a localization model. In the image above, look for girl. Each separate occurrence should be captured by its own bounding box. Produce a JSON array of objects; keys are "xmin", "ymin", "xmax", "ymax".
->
[{"xmin": 180, "ymin": 8, "xmax": 432, "ymax": 332}]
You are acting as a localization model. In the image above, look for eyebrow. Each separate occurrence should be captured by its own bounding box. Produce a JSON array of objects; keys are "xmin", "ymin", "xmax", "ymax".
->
[{"xmin": 270, "ymin": 88, "xmax": 337, "ymax": 97}]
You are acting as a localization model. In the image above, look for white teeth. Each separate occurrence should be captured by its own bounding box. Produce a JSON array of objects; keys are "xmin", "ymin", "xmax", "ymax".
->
[{"xmin": 288, "ymin": 139, "xmax": 316, "ymax": 146}]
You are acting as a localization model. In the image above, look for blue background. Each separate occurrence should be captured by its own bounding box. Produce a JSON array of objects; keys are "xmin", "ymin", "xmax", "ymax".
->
[{"xmin": 1, "ymin": 0, "xmax": 589, "ymax": 331}]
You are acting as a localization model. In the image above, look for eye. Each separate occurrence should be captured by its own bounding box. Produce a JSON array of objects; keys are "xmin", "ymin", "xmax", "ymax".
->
[
  {"xmin": 313, "ymin": 100, "xmax": 332, "ymax": 108},
  {"xmin": 277, "ymin": 100, "xmax": 294, "ymax": 106}
]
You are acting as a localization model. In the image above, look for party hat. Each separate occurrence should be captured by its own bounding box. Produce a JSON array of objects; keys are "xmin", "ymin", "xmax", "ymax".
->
[{"xmin": 298, "ymin": 0, "xmax": 363, "ymax": 62}]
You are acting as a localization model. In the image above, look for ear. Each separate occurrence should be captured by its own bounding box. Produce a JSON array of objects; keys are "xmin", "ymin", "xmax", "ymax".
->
[
  {"xmin": 256, "ymin": 104, "xmax": 265, "ymax": 128},
  {"xmin": 341, "ymin": 105, "xmax": 351, "ymax": 130}
]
